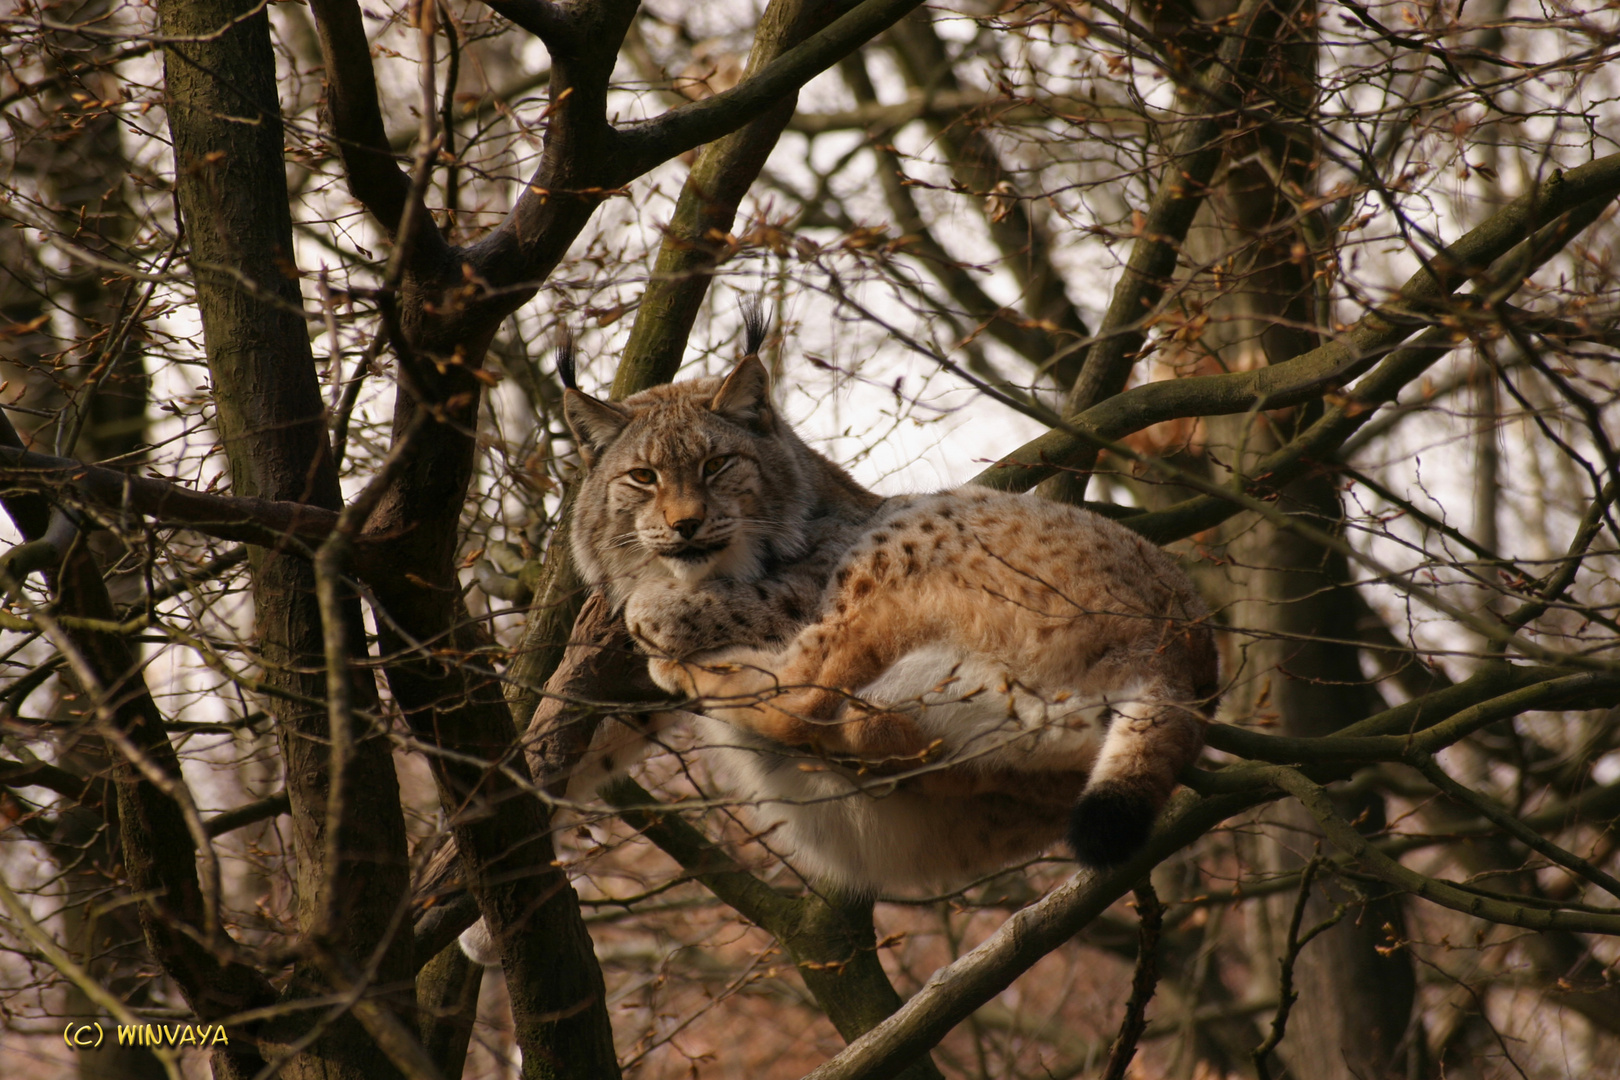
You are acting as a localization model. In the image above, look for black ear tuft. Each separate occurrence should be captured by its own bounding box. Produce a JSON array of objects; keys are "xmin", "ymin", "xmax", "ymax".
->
[
  {"xmin": 1068, "ymin": 783, "xmax": 1157, "ymax": 867},
  {"xmin": 739, "ymin": 294, "xmax": 768, "ymax": 358},
  {"xmin": 556, "ymin": 327, "xmax": 578, "ymax": 391}
]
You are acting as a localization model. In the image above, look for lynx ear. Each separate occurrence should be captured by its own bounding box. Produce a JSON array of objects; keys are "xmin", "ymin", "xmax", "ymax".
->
[
  {"xmin": 709, "ymin": 355, "xmax": 775, "ymax": 433},
  {"xmin": 563, "ymin": 389, "xmax": 631, "ymax": 465}
]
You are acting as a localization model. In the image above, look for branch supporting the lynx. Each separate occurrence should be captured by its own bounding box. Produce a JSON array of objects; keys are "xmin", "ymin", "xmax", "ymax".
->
[
  {"xmin": 612, "ymin": 0, "xmax": 848, "ymax": 398},
  {"xmin": 615, "ymin": 0, "xmax": 925, "ymax": 177},
  {"xmin": 604, "ymin": 779, "xmax": 944, "ymax": 1080},
  {"xmin": 975, "ymin": 152, "xmax": 1620, "ymax": 498},
  {"xmin": 1266, "ymin": 766, "xmax": 1620, "ymax": 935},
  {"xmin": 799, "ymin": 789, "xmax": 1270, "ymax": 1080},
  {"xmin": 1099, "ymin": 883, "xmax": 1164, "ymax": 1080},
  {"xmin": 521, "ymin": 590, "xmax": 671, "ymax": 794}
]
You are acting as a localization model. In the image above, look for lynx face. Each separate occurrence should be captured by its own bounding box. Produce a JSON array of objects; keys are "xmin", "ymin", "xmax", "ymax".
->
[{"xmin": 565, "ymin": 359, "xmax": 824, "ymax": 608}]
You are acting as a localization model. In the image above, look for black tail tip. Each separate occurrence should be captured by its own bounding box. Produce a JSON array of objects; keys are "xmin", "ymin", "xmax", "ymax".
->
[{"xmin": 1068, "ymin": 784, "xmax": 1157, "ymax": 867}]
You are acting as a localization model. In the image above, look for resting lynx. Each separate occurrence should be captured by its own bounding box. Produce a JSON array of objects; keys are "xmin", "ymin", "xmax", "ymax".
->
[{"xmin": 556, "ymin": 340, "xmax": 1219, "ymax": 894}]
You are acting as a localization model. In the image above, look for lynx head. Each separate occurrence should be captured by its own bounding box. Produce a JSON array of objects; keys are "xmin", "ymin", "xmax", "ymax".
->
[{"xmin": 564, "ymin": 355, "xmax": 824, "ymax": 607}]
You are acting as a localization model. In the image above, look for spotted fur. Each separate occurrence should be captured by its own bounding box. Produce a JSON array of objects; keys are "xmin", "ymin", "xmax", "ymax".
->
[{"xmin": 564, "ymin": 357, "xmax": 1217, "ymax": 894}]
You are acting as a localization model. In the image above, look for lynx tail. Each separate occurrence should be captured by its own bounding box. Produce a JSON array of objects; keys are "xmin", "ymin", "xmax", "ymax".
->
[
  {"xmin": 1066, "ymin": 691, "xmax": 1206, "ymax": 867},
  {"xmin": 1068, "ymin": 784, "xmax": 1159, "ymax": 866}
]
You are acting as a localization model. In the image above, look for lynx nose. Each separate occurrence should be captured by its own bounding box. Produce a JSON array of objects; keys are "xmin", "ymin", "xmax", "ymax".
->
[{"xmin": 672, "ymin": 518, "xmax": 702, "ymax": 540}]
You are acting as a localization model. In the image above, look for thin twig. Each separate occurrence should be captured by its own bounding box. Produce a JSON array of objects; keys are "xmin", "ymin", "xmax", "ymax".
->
[
  {"xmin": 1252, "ymin": 857, "xmax": 1336, "ymax": 1080},
  {"xmin": 1100, "ymin": 882, "xmax": 1164, "ymax": 1080}
]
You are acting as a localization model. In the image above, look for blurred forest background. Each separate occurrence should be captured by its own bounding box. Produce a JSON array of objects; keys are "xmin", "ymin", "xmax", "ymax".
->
[{"xmin": 1, "ymin": 0, "xmax": 1618, "ymax": 1078}]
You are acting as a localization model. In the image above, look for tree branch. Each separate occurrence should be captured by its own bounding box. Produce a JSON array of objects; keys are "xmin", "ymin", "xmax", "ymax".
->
[
  {"xmin": 205, "ymin": 790, "xmax": 291, "ymax": 838},
  {"xmin": 306, "ymin": 0, "xmax": 449, "ymax": 261},
  {"xmin": 1052, "ymin": 0, "xmax": 1275, "ymax": 427},
  {"xmin": 612, "ymin": 0, "xmax": 852, "ymax": 396},
  {"xmin": 1201, "ymin": 669, "xmax": 1620, "ymax": 769},
  {"xmin": 0, "ymin": 443, "xmax": 341, "ymax": 551},
  {"xmin": 482, "ymin": 0, "xmax": 576, "ymax": 53},
  {"xmin": 975, "ymin": 156, "xmax": 1620, "ymax": 522},
  {"xmin": 885, "ymin": 9, "xmax": 1091, "ymax": 377},
  {"xmin": 1099, "ymin": 883, "xmax": 1164, "ymax": 1080},
  {"xmin": 786, "ymin": 88, "xmax": 1145, "ymax": 136},
  {"xmin": 1409, "ymin": 752, "xmax": 1620, "ymax": 903},
  {"xmin": 614, "ymin": 0, "xmax": 925, "ymax": 178},
  {"xmin": 798, "ymin": 789, "xmax": 1267, "ymax": 1080},
  {"xmin": 1267, "ymin": 765, "xmax": 1620, "ymax": 935},
  {"xmin": 606, "ymin": 779, "xmax": 942, "ymax": 1078},
  {"xmin": 0, "ymin": 431, "xmax": 278, "ymax": 1077}
]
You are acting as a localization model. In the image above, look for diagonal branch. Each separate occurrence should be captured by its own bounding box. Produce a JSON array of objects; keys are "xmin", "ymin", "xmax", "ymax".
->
[
  {"xmin": 974, "ymin": 152, "xmax": 1620, "ymax": 499},
  {"xmin": 1052, "ymin": 0, "xmax": 1276, "ymax": 423},
  {"xmin": 614, "ymin": 0, "xmax": 925, "ymax": 179},
  {"xmin": 798, "ymin": 789, "xmax": 1266, "ymax": 1080},
  {"xmin": 883, "ymin": 10, "xmax": 1091, "ymax": 378},
  {"xmin": 306, "ymin": 0, "xmax": 451, "ymax": 262},
  {"xmin": 612, "ymin": 0, "xmax": 854, "ymax": 396}
]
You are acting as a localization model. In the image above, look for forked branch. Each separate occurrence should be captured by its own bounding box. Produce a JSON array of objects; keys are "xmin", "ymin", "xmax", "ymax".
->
[{"xmin": 483, "ymin": 0, "xmax": 577, "ymax": 52}]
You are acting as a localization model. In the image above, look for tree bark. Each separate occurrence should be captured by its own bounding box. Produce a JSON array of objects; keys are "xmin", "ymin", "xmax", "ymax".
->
[{"xmin": 157, "ymin": 1, "xmax": 413, "ymax": 1076}]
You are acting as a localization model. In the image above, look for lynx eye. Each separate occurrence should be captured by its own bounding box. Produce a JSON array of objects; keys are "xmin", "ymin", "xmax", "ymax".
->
[
  {"xmin": 627, "ymin": 468, "xmax": 657, "ymax": 485},
  {"xmin": 702, "ymin": 455, "xmax": 730, "ymax": 478}
]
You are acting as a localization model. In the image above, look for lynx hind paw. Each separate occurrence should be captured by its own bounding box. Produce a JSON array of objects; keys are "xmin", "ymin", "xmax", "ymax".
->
[{"xmin": 1068, "ymin": 782, "xmax": 1157, "ymax": 867}]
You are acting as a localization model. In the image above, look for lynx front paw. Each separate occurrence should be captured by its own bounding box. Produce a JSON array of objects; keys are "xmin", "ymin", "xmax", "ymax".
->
[
  {"xmin": 623, "ymin": 580, "xmax": 689, "ymax": 655},
  {"xmin": 646, "ymin": 656, "xmax": 697, "ymax": 697}
]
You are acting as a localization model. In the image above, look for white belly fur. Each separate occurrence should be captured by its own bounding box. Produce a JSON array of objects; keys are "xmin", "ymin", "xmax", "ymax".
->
[{"xmin": 696, "ymin": 644, "xmax": 1118, "ymax": 894}]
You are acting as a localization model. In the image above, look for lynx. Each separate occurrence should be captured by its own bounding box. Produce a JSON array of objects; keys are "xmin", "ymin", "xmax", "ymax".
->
[{"xmin": 555, "ymin": 336, "xmax": 1219, "ymax": 894}]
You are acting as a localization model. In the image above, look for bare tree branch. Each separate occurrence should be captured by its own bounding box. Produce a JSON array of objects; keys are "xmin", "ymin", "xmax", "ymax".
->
[
  {"xmin": 614, "ymin": 0, "xmax": 925, "ymax": 178},
  {"xmin": 483, "ymin": 0, "xmax": 576, "ymax": 52},
  {"xmin": 307, "ymin": 0, "xmax": 449, "ymax": 261}
]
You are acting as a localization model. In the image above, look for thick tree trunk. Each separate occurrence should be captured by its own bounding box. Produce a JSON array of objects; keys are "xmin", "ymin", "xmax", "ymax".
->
[
  {"xmin": 1118, "ymin": 3, "xmax": 1425, "ymax": 1075},
  {"xmin": 156, "ymin": 1, "xmax": 413, "ymax": 1076},
  {"xmin": 1219, "ymin": 476, "xmax": 1424, "ymax": 1080}
]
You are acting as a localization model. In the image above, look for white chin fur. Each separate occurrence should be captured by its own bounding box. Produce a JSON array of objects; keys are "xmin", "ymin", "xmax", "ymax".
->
[
  {"xmin": 661, "ymin": 537, "xmax": 764, "ymax": 585},
  {"xmin": 663, "ymin": 554, "xmax": 720, "ymax": 584}
]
